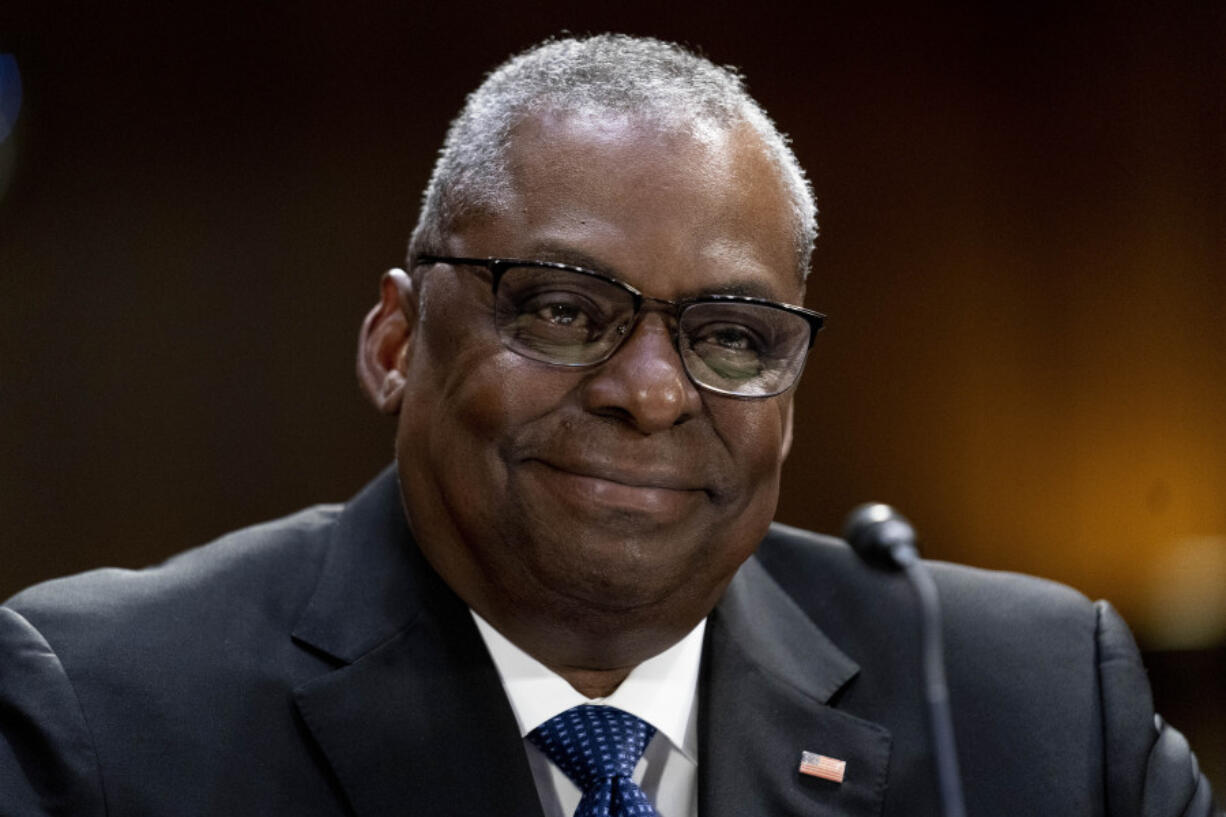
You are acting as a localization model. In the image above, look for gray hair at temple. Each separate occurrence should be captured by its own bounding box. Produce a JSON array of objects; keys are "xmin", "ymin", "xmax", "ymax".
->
[{"xmin": 408, "ymin": 34, "xmax": 819, "ymax": 279}]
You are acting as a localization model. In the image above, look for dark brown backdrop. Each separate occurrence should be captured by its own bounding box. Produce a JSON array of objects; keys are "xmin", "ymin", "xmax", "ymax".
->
[{"xmin": 2, "ymin": 0, "xmax": 1223, "ymax": 790}]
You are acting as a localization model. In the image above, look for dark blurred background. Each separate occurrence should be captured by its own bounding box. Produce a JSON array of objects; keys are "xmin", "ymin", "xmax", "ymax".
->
[{"xmin": 2, "ymin": 0, "xmax": 1223, "ymax": 792}]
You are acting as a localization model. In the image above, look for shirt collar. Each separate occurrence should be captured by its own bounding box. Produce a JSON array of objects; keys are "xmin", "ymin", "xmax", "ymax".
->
[{"xmin": 471, "ymin": 610, "xmax": 704, "ymax": 762}]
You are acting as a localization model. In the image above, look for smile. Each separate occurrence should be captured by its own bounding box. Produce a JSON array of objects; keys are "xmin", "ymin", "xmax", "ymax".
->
[{"xmin": 521, "ymin": 459, "xmax": 708, "ymax": 518}]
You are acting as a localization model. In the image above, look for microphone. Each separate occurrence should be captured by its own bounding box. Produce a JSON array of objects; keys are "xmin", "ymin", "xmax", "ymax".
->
[
  {"xmin": 843, "ymin": 502, "xmax": 920, "ymax": 568},
  {"xmin": 843, "ymin": 504, "xmax": 967, "ymax": 817}
]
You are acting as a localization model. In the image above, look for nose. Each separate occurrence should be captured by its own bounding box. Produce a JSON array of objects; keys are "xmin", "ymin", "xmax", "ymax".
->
[{"xmin": 580, "ymin": 313, "xmax": 704, "ymax": 433}]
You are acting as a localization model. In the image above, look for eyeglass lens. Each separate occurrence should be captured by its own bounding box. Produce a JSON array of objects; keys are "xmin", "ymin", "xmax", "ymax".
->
[{"xmin": 493, "ymin": 265, "xmax": 811, "ymax": 396}]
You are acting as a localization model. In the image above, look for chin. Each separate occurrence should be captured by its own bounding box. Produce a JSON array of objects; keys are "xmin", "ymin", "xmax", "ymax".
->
[{"xmin": 515, "ymin": 527, "xmax": 716, "ymax": 613}]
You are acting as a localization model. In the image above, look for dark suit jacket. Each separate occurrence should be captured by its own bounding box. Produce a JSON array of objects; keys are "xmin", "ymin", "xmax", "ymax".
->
[{"xmin": 1, "ymin": 468, "xmax": 1217, "ymax": 816}]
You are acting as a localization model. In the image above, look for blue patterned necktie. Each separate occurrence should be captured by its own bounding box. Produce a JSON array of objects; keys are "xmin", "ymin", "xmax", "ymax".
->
[{"xmin": 528, "ymin": 704, "xmax": 660, "ymax": 817}]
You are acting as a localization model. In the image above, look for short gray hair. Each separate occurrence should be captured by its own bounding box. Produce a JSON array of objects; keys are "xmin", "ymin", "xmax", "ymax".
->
[{"xmin": 409, "ymin": 34, "xmax": 818, "ymax": 278}]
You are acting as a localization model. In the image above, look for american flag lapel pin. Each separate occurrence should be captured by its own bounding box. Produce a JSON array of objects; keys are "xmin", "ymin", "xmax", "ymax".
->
[{"xmin": 798, "ymin": 750, "xmax": 847, "ymax": 783}]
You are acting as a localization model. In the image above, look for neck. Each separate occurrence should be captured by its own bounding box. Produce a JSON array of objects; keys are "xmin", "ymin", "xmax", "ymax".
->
[
  {"xmin": 549, "ymin": 664, "xmax": 636, "ymax": 699},
  {"xmin": 476, "ymin": 592, "xmax": 711, "ymax": 699}
]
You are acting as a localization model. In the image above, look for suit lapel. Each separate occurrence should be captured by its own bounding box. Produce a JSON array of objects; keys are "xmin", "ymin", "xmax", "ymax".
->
[
  {"xmin": 287, "ymin": 469, "xmax": 891, "ymax": 816},
  {"xmin": 700, "ymin": 557, "xmax": 892, "ymax": 817},
  {"xmin": 289, "ymin": 468, "xmax": 544, "ymax": 817}
]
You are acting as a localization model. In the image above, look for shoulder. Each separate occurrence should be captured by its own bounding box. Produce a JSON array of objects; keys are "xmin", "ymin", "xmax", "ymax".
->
[
  {"xmin": 753, "ymin": 522, "xmax": 1104, "ymax": 711},
  {"xmin": 756, "ymin": 521, "xmax": 1095, "ymax": 629},
  {"xmin": 3, "ymin": 503, "xmax": 342, "ymax": 667},
  {"xmin": 0, "ymin": 501, "xmax": 355, "ymax": 813},
  {"xmin": 754, "ymin": 523, "xmax": 1219, "ymax": 815}
]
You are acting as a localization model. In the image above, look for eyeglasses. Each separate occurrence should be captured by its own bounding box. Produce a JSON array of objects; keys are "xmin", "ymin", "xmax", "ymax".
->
[{"xmin": 413, "ymin": 254, "xmax": 826, "ymax": 398}]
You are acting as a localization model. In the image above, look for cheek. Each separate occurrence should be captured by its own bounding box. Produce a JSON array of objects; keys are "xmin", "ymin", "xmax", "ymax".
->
[
  {"xmin": 406, "ymin": 287, "xmax": 515, "ymax": 442},
  {"xmin": 709, "ymin": 399, "xmax": 790, "ymax": 483},
  {"xmin": 441, "ymin": 352, "xmax": 583, "ymax": 452},
  {"xmin": 404, "ymin": 327, "xmax": 571, "ymax": 473},
  {"xmin": 443, "ymin": 353, "xmax": 518, "ymax": 444}
]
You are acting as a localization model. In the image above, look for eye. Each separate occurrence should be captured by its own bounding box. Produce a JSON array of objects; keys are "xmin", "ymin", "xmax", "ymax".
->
[
  {"xmin": 533, "ymin": 299, "xmax": 589, "ymax": 328},
  {"xmin": 682, "ymin": 314, "xmax": 775, "ymax": 383},
  {"xmin": 691, "ymin": 322, "xmax": 766, "ymax": 355},
  {"xmin": 520, "ymin": 292, "xmax": 603, "ymax": 332},
  {"xmin": 707, "ymin": 325, "xmax": 757, "ymax": 351}
]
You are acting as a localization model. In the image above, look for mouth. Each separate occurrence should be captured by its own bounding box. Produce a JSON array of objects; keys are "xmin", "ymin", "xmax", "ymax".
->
[{"xmin": 521, "ymin": 458, "xmax": 709, "ymax": 519}]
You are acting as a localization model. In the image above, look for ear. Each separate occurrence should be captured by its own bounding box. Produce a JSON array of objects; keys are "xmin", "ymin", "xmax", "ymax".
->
[
  {"xmin": 357, "ymin": 268, "xmax": 416, "ymax": 415},
  {"xmin": 779, "ymin": 398, "xmax": 795, "ymax": 461}
]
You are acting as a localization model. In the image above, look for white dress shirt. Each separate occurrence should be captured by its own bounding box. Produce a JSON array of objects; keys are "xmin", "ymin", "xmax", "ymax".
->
[{"xmin": 472, "ymin": 611, "xmax": 704, "ymax": 817}]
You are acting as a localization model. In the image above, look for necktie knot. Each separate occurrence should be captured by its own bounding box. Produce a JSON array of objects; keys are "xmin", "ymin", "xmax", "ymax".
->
[{"xmin": 529, "ymin": 704, "xmax": 659, "ymax": 817}]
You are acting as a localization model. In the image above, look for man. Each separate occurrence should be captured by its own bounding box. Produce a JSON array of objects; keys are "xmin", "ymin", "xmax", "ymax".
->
[{"xmin": 0, "ymin": 34, "xmax": 1217, "ymax": 817}]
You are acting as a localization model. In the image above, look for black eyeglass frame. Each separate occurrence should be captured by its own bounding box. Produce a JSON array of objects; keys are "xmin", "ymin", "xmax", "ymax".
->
[{"xmin": 413, "ymin": 253, "xmax": 827, "ymax": 395}]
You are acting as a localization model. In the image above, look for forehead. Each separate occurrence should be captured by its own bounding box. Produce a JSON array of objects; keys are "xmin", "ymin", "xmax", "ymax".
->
[{"xmin": 453, "ymin": 110, "xmax": 804, "ymax": 303}]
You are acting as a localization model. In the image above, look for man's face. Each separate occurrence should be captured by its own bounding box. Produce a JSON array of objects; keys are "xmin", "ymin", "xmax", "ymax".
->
[{"xmin": 391, "ymin": 111, "xmax": 805, "ymax": 653}]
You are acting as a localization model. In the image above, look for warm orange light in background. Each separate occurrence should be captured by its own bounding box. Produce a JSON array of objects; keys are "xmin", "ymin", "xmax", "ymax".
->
[{"xmin": 783, "ymin": 117, "xmax": 1226, "ymax": 649}]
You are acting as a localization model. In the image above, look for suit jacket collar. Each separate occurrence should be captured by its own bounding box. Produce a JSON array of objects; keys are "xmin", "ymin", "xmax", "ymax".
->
[
  {"xmin": 291, "ymin": 465, "xmax": 427, "ymax": 663},
  {"xmin": 291, "ymin": 467, "xmax": 544, "ymax": 816},
  {"xmin": 291, "ymin": 468, "xmax": 891, "ymax": 816},
  {"xmin": 700, "ymin": 555, "xmax": 891, "ymax": 817}
]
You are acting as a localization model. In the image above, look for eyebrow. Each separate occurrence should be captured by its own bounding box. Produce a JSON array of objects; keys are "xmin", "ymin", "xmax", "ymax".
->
[
  {"xmin": 518, "ymin": 241, "xmax": 788, "ymax": 302},
  {"xmin": 518, "ymin": 241, "xmax": 609, "ymax": 273},
  {"xmin": 696, "ymin": 281, "xmax": 779, "ymax": 299}
]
